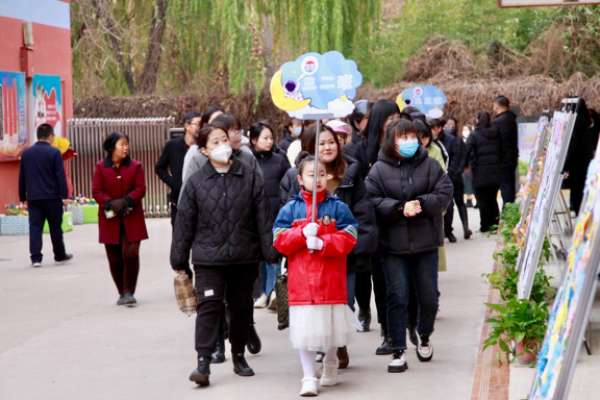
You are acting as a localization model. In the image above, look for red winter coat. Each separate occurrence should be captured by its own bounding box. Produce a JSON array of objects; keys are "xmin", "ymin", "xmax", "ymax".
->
[
  {"xmin": 92, "ymin": 157, "xmax": 148, "ymax": 244},
  {"xmin": 273, "ymin": 190, "xmax": 358, "ymax": 305}
]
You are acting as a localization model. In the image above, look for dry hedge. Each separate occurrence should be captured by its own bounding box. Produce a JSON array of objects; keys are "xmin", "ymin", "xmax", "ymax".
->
[{"xmin": 75, "ymin": 37, "xmax": 600, "ymax": 132}]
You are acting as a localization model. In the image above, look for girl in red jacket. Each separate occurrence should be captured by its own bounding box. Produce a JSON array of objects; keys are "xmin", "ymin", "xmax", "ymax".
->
[{"xmin": 273, "ymin": 156, "xmax": 358, "ymax": 397}]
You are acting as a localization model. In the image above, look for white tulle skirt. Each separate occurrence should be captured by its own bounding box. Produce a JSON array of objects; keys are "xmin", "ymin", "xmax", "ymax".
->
[{"xmin": 289, "ymin": 304, "xmax": 359, "ymax": 351}]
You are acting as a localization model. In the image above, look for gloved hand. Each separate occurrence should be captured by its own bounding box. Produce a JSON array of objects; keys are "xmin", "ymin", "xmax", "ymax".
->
[
  {"xmin": 110, "ymin": 198, "xmax": 128, "ymax": 213},
  {"xmin": 302, "ymin": 222, "xmax": 320, "ymax": 238},
  {"xmin": 306, "ymin": 236, "xmax": 324, "ymax": 251}
]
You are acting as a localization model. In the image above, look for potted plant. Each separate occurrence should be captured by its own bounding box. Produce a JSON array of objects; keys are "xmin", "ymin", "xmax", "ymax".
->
[{"xmin": 484, "ymin": 297, "xmax": 549, "ymax": 365}]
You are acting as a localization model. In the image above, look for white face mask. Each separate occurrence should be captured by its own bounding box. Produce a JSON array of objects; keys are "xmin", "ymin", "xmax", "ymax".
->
[
  {"xmin": 292, "ymin": 126, "xmax": 302, "ymax": 138},
  {"xmin": 210, "ymin": 144, "xmax": 232, "ymax": 163}
]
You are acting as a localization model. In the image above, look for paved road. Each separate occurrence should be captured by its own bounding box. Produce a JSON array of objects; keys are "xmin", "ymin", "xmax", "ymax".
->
[{"xmin": 0, "ymin": 210, "xmax": 495, "ymax": 400}]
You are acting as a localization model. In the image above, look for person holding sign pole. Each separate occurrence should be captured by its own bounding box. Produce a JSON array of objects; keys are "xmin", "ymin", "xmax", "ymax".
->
[
  {"xmin": 279, "ymin": 124, "xmax": 377, "ymax": 368},
  {"xmin": 273, "ymin": 155, "xmax": 358, "ymax": 397},
  {"xmin": 366, "ymin": 119, "xmax": 452, "ymax": 373}
]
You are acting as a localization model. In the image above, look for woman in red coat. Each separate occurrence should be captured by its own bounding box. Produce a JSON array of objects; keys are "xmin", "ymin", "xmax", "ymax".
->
[{"xmin": 93, "ymin": 132, "xmax": 148, "ymax": 307}]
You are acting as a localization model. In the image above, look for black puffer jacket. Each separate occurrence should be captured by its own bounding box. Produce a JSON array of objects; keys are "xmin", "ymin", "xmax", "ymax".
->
[
  {"xmin": 278, "ymin": 133, "xmax": 294, "ymax": 154},
  {"xmin": 466, "ymin": 127, "xmax": 503, "ymax": 188},
  {"xmin": 170, "ymin": 156, "xmax": 274, "ymax": 268},
  {"xmin": 366, "ymin": 148, "xmax": 453, "ymax": 255},
  {"xmin": 439, "ymin": 130, "xmax": 467, "ymax": 181},
  {"xmin": 493, "ymin": 110, "xmax": 519, "ymax": 168},
  {"xmin": 343, "ymin": 135, "xmax": 369, "ymax": 179},
  {"xmin": 280, "ymin": 155, "xmax": 378, "ymax": 272},
  {"xmin": 253, "ymin": 149, "xmax": 290, "ymax": 225}
]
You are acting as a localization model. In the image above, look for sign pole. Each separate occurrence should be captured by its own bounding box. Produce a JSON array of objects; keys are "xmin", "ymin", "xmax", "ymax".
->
[{"xmin": 312, "ymin": 118, "xmax": 321, "ymax": 223}]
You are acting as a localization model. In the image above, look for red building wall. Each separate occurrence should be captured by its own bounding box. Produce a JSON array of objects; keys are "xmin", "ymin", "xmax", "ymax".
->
[{"xmin": 0, "ymin": 1, "xmax": 72, "ymax": 211}]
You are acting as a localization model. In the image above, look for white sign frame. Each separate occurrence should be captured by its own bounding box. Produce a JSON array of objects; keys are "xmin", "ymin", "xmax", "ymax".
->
[{"xmin": 498, "ymin": 0, "xmax": 600, "ymax": 7}]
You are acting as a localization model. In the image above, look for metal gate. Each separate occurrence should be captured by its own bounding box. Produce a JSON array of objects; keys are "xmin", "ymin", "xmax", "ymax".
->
[{"xmin": 68, "ymin": 117, "xmax": 175, "ymax": 218}]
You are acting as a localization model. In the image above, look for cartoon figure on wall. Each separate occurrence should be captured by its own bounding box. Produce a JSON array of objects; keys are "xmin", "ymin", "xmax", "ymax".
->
[{"xmin": 32, "ymin": 74, "xmax": 63, "ymax": 139}]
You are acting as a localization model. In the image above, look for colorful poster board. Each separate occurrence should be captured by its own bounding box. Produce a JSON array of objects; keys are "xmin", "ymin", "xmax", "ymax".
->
[
  {"xmin": 396, "ymin": 85, "xmax": 446, "ymax": 119},
  {"xmin": 529, "ymin": 138, "xmax": 600, "ymax": 400},
  {"xmin": 0, "ymin": 71, "xmax": 27, "ymax": 161},
  {"xmin": 517, "ymin": 102, "xmax": 578, "ymax": 299},
  {"xmin": 32, "ymin": 74, "xmax": 63, "ymax": 138},
  {"xmin": 515, "ymin": 117, "xmax": 551, "ymax": 245},
  {"xmin": 270, "ymin": 51, "xmax": 362, "ymax": 119}
]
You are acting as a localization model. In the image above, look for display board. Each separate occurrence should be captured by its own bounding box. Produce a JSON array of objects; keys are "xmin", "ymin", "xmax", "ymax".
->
[
  {"xmin": 515, "ymin": 117, "xmax": 551, "ymax": 245},
  {"xmin": 396, "ymin": 85, "xmax": 446, "ymax": 119},
  {"xmin": 517, "ymin": 99, "xmax": 578, "ymax": 299},
  {"xmin": 529, "ymin": 138, "xmax": 600, "ymax": 400},
  {"xmin": 0, "ymin": 71, "xmax": 27, "ymax": 161}
]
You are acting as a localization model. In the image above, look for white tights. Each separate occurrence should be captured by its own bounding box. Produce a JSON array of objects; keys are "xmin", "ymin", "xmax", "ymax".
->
[{"xmin": 298, "ymin": 348, "xmax": 337, "ymax": 378}]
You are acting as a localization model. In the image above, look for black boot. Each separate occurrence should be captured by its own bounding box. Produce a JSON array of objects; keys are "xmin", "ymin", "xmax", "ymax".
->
[
  {"xmin": 211, "ymin": 335, "xmax": 226, "ymax": 364},
  {"xmin": 375, "ymin": 336, "xmax": 394, "ymax": 356},
  {"xmin": 446, "ymin": 232, "xmax": 457, "ymax": 243},
  {"xmin": 232, "ymin": 353, "xmax": 255, "ymax": 377},
  {"xmin": 246, "ymin": 324, "xmax": 262, "ymax": 355},
  {"xmin": 189, "ymin": 356, "xmax": 211, "ymax": 387},
  {"xmin": 358, "ymin": 308, "xmax": 371, "ymax": 332},
  {"xmin": 459, "ymin": 207, "xmax": 472, "ymax": 240}
]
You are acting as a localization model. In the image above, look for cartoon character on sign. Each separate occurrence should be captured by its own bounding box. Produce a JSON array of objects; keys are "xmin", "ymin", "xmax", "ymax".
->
[
  {"xmin": 397, "ymin": 85, "xmax": 447, "ymax": 119},
  {"xmin": 270, "ymin": 51, "xmax": 363, "ymax": 118}
]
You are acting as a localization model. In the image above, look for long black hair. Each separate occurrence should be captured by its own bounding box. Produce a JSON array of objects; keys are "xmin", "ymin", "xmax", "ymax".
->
[
  {"xmin": 365, "ymin": 100, "xmax": 401, "ymax": 147},
  {"xmin": 476, "ymin": 112, "xmax": 491, "ymax": 129}
]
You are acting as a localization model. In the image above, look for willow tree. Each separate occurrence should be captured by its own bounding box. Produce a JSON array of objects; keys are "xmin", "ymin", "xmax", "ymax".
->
[{"xmin": 164, "ymin": 0, "xmax": 382, "ymax": 96}]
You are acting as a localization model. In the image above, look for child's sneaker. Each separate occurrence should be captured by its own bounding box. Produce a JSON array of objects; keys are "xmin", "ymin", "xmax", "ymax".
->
[
  {"xmin": 388, "ymin": 351, "xmax": 408, "ymax": 373},
  {"xmin": 300, "ymin": 377, "xmax": 319, "ymax": 397},
  {"xmin": 320, "ymin": 355, "xmax": 339, "ymax": 386},
  {"xmin": 416, "ymin": 335, "xmax": 433, "ymax": 362}
]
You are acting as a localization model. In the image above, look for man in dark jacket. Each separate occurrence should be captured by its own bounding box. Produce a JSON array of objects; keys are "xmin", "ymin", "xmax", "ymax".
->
[
  {"xmin": 492, "ymin": 96, "xmax": 519, "ymax": 205},
  {"xmin": 19, "ymin": 123, "xmax": 73, "ymax": 267},
  {"xmin": 155, "ymin": 111, "xmax": 202, "ymax": 226}
]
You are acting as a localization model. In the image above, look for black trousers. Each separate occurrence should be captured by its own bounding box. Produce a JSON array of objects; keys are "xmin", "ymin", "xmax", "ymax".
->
[
  {"xmin": 28, "ymin": 199, "xmax": 66, "ymax": 263},
  {"xmin": 444, "ymin": 175, "xmax": 470, "ymax": 236},
  {"xmin": 105, "ymin": 240, "xmax": 140, "ymax": 295},
  {"xmin": 354, "ymin": 269, "xmax": 372, "ymax": 318},
  {"xmin": 371, "ymin": 254, "xmax": 388, "ymax": 336},
  {"xmin": 194, "ymin": 264, "xmax": 258, "ymax": 357},
  {"xmin": 500, "ymin": 166, "xmax": 517, "ymax": 205},
  {"xmin": 170, "ymin": 202, "xmax": 178, "ymax": 227},
  {"xmin": 475, "ymin": 185, "xmax": 500, "ymax": 232}
]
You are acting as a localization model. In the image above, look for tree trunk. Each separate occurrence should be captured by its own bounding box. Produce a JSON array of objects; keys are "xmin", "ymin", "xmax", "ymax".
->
[{"xmin": 136, "ymin": 0, "xmax": 168, "ymax": 94}]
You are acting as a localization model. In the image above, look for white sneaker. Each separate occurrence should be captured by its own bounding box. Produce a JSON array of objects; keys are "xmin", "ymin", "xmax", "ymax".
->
[
  {"xmin": 31, "ymin": 262, "xmax": 42, "ymax": 268},
  {"xmin": 300, "ymin": 377, "xmax": 319, "ymax": 397},
  {"xmin": 416, "ymin": 336, "xmax": 433, "ymax": 362},
  {"xmin": 388, "ymin": 351, "xmax": 408, "ymax": 373},
  {"xmin": 253, "ymin": 293, "xmax": 267, "ymax": 308},
  {"xmin": 267, "ymin": 291, "xmax": 277, "ymax": 311},
  {"xmin": 320, "ymin": 363, "xmax": 339, "ymax": 387}
]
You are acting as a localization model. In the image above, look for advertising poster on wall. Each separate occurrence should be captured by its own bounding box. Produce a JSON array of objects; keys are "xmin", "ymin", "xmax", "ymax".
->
[
  {"xmin": 529, "ymin": 138, "xmax": 600, "ymax": 400},
  {"xmin": 31, "ymin": 74, "xmax": 63, "ymax": 139},
  {"xmin": 0, "ymin": 71, "xmax": 27, "ymax": 161}
]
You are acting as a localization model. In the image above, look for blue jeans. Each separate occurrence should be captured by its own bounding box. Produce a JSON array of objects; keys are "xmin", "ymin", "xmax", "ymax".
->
[
  {"xmin": 382, "ymin": 250, "xmax": 439, "ymax": 351},
  {"xmin": 260, "ymin": 261, "xmax": 280, "ymax": 295},
  {"xmin": 347, "ymin": 271, "xmax": 356, "ymax": 311}
]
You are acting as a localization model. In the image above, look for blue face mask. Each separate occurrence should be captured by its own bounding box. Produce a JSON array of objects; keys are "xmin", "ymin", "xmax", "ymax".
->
[{"xmin": 397, "ymin": 138, "xmax": 419, "ymax": 158}]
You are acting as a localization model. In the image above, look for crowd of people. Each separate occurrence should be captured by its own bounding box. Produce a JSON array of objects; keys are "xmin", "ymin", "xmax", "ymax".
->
[{"xmin": 18, "ymin": 94, "xmax": 536, "ymax": 397}]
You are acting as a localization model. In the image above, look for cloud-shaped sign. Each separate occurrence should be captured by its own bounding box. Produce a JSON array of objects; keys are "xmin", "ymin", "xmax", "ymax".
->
[
  {"xmin": 270, "ymin": 51, "xmax": 363, "ymax": 118},
  {"xmin": 397, "ymin": 85, "xmax": 447, "ymax": 119}
]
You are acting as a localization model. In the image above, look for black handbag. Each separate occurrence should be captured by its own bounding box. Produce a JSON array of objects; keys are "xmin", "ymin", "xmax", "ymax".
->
[{"xmin": 275, "ymin": 258, "xmax": 289, "ymax": 330}]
